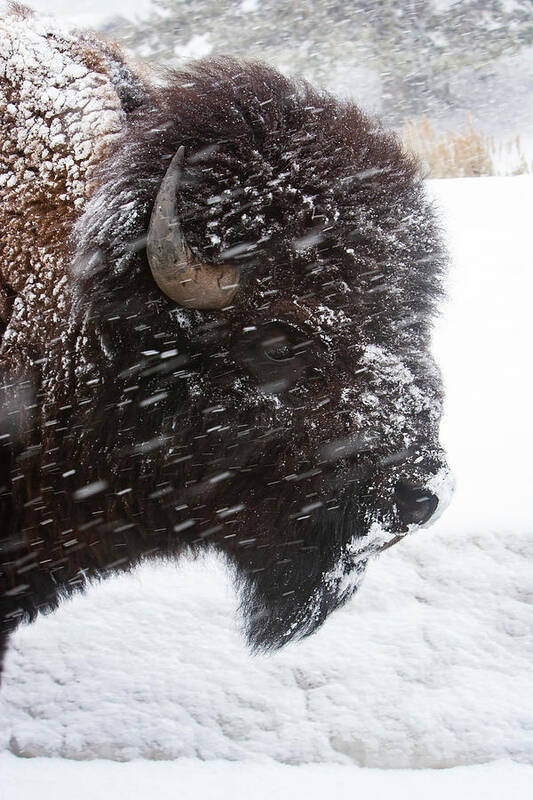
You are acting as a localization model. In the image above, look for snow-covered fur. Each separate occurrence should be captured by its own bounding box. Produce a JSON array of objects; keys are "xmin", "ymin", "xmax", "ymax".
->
[{"xmin": 0, "ymin": 7, "xmax": 451, "ymax": 676}]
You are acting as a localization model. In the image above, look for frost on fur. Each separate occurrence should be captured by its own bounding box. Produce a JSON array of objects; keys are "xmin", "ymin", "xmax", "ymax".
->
[{"xmin": 0, "ymin": 7, "xmax": 451, "ymax": 672}]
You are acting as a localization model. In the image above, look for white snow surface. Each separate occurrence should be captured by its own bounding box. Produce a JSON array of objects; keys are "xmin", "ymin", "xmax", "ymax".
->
[
  {"xmin": 1, "ymin": 755, "xmax": 531, "ymax": 800},
  {"xmin": 1, "ymin": 176, "xmax": 532, "ymax": 791}
]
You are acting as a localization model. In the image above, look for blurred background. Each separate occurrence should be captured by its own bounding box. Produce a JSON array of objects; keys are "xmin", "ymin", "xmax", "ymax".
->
[{"xmin": 27, "ymin": 0, "xmax": 533, "ymax": 178}]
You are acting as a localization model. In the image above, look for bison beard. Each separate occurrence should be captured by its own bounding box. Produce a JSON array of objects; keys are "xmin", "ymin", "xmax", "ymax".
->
[{"xmin": 0, "ymin": 11, "xmax": 451, "ymax": 678}]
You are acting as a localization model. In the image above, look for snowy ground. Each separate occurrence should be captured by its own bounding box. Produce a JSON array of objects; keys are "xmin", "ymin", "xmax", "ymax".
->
[
  {"xmin": 1, "ymin": 756, "xmax": 532, "ymax": 800},
  {"xmin": 1, "ymin": 176, "xmax": 532, "ymax": 794}
]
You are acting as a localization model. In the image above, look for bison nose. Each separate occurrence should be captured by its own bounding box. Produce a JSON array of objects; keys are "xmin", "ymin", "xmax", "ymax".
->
[{"xmin": 394, "ymin": 482, "xmax": 439, "ymax": 526}]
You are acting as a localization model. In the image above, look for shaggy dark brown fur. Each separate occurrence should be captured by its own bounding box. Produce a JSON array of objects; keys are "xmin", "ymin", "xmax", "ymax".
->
[{"xmin": 0, "ymin": 12, "xmax": 451, "ymax": 680}]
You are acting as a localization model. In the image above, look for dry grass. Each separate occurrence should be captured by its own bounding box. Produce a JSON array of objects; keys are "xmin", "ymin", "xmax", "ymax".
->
[{"xmin": 402, "ymin": 115, "xmax": 531, "ymax": 179}]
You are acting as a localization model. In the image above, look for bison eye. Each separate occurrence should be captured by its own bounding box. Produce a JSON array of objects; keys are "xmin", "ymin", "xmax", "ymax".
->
[
  {"xmin": 234, "ymin": 321, "xmax": 315, "ymax": 392},
  {"xmin": 263, "ymin": 337, "xmax": 294, "ymax": 362}
]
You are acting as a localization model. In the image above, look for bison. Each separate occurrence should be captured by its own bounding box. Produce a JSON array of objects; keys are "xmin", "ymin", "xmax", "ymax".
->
[{"xmin": 0, "ymin": 6, "xmax": 452, "ymax": 680}]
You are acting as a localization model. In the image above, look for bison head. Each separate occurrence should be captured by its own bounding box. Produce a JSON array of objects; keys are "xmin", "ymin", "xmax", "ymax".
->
[{"xmin": 38, "ymin": 59, "xmax": 451, "ymax": 650}]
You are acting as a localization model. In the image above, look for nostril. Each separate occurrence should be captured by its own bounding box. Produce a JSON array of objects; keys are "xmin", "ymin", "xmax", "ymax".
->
[{"xmin": 394, "ymin": 482, "xmax": 439, "ymax": 526}]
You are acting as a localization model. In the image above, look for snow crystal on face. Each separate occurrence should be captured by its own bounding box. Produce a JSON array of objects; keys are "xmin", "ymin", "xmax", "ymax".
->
[
  {"xmin": 425, "ymin": 466, "xmax": 455, "ymax": 525},
  {"xmin": 353, "ymin": 342, "xmax": 440, "ymax": 451},
  {"xmin": 322, "ymin": 545, "xmax": 368, "ymax": 602},
  {"xmin": 362, "ymin": 344, "xmax": 416, "ymax": 390},
  {"xmin": 313, "ymin": 304, "xmax": 350, "ymax": 332},
  {"xmin": 301, "ymin": 303, "xmax": 352, "ymax": 349},
  {"xmin": 169, "ymin": 308, "xmax": 202, "ymax": 334},
  {"xmin": 321, "ymin": 519, "xmax": 403, "ymax": 605}
]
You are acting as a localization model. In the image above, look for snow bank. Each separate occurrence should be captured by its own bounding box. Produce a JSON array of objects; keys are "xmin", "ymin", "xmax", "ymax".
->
[{"xmin": 1, "ymin": 176, "xmax": 532, "ymax": 771}]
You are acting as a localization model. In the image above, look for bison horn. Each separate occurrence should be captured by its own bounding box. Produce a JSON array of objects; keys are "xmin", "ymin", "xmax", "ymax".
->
[{"xmin": 146, "ymin": 146, "xmax": 240, "ymax": 309}]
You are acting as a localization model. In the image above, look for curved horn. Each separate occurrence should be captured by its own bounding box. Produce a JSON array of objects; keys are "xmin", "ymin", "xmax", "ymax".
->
[{"xmin": 147, "ymin": 146, "xmax": 239, "ymax": 309}]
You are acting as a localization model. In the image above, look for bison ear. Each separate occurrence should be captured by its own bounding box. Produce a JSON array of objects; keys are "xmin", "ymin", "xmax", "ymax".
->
[{"xmin": 146, "ymin": 146, "xmax": 240, "ymax": 310}]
